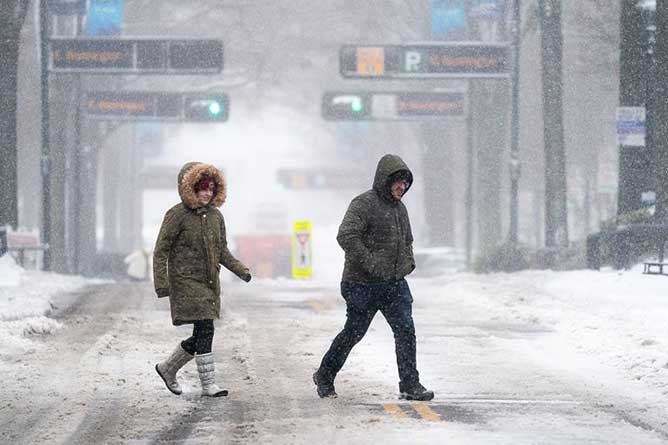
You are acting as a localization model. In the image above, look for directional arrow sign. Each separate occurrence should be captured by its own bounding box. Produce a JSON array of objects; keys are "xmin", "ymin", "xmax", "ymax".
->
[
  {"xmin": 340, "ymin": 43, "xmax": 509, "ymax": 79},
  {"xmin": 322, "ymin": 91, "xmax": 466, "ymax": 121}
]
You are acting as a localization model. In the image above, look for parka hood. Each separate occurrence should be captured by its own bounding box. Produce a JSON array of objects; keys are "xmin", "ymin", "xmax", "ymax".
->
[
  {"xmin": 177, "ymin": 162, "xmax": 227, "ymax": 209},
  {"xmin": 372, "ymin": 154, "xmax": 413, "ymax": 201}
]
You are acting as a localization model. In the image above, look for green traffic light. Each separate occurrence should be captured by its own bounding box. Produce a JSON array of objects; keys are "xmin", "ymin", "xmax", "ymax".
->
[
  {"xmin": 208, "ymin": 101, "xmax": 222, "ymax": 115},
  {"xmin": 351, "ymin": 97, "xmax": 363, "ymax": 113}
]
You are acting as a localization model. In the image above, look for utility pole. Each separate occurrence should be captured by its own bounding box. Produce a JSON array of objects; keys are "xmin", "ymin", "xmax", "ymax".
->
[
  {"xmin": 465, "ymin": 85, "xmax": 474, "ymax": 268},
  {"xmin": 509, "ymin": 0, "xmax": 521, "ymax": 244},
  {"xmin": 39, "ymin": 0, "xmax": 52, "ymax": 270},
  {"xmin": 539, "ymin": 0, "xmax": 568, "ymax": 248},
  {"xmin": 617, "ymin": 1, "xmax": 649, "ymax": 216}
]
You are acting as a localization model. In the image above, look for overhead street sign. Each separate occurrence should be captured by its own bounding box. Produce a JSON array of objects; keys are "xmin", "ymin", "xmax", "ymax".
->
[
  {"xmin": 340, "ymin": 43, "xmax": 509, "ymax": 79},
  {"xmin": 85, "ymin": 91, "xmax": 229, "ymax": 122},
  {"xmin": 49, "ymin": 38, "xmax": 223, "ymax": 74},
  {"xmin": 322, "ymin": 91, "xmax": 466, "ymax": 121}
]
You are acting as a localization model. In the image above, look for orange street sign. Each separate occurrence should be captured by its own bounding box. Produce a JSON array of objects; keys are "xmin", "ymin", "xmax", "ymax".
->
[{"xmin": 356, "ymin": 47, "xmax": 385, "ymax": 76}]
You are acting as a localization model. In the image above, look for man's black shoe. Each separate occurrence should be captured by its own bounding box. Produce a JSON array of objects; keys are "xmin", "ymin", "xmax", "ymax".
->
[
  {"xmin": 313, "ymin": 371, "xmax": 337, "ymax": 399},
  {"xmin": 399, "ymin": 382, "xmax": 434, "ymax": 401}
]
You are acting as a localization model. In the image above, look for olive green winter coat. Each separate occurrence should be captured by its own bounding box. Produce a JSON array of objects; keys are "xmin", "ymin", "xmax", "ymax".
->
[
  {"xmin": 153, "ymin": 162, "xmax": 249, "ymax": 326},
  {"xmin": 337, "ymin": 154, "xmax": 416, "ymax": 284}
]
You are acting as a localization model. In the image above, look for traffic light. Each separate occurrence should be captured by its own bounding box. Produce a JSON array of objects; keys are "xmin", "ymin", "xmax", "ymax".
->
[
  {"xmin": 322, "ymin": 92, "xmax": 371, "ymax": 120},
  {"xmin": 184, "ymin": 94, "xmax": 229, "ymax": 122}
]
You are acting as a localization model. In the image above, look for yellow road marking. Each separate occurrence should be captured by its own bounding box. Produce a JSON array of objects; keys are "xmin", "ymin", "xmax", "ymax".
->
[
  {"xmin": 383, "ymin": 403, "xmax": 408, "ymax": 420},
  {"xmin": 411, "ymin": 402, "xmax": 442, "ymax": 422}
]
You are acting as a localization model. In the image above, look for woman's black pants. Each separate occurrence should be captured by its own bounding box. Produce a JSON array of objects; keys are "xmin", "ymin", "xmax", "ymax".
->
[{"xmin": 181, "ymin": 319, "xmax": 215, "ymax": 355}]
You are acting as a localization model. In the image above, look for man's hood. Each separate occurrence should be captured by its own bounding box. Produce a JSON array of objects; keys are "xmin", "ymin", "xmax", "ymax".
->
[
  {"xmin": 177, "ymin": 162, "xmax": 227, "ymax": 209},
  {"xmin": 372, "ymin": 154, "xmax": 413, "ymax": 201}
]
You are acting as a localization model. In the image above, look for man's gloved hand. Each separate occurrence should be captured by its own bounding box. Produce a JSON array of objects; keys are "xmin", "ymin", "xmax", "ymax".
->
[
  {"xmin": 240, "ymin": 271, "xmax": 252, "ymax": 283},
  {"xmin": 156, "ymin": 288, "xmax": 170, "ymax": 298}
]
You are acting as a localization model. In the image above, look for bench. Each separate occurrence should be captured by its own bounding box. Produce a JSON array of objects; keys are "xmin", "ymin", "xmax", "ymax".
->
[
  {"xmin": 8, "ymin": 245, "xmax": 49, "ymax": 269},
  {"xmin": 643, "ymin": 261, "xmax": 668, "ymax": 275}
]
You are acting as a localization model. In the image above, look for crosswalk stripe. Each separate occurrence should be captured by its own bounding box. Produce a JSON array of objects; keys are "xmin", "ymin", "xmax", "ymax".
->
[
  {"xmin": 383, "ymin": 403, "xmax": 408, "ymax": 420},
  {"xmin": 411, "ymin": 402, "xmax": 442, "ymax": 422}
]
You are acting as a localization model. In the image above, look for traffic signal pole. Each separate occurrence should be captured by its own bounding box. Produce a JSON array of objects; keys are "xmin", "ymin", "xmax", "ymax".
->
[
  {"xmin": 72, "ymin": 11, "xmax": 83, "ymax": 273},
  {"xmin": 655, "ymin": 0, "xmax": 668, "ymax": 221},
  {"xmin": 509, "ymin": 0, "xmax": 521, "ymax": 245}
]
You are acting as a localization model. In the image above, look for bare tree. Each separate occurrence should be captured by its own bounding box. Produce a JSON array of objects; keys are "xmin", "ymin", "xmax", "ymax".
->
[{"xmin": 522, "ymin": 0, "xmax": 620, "ymax": 242}]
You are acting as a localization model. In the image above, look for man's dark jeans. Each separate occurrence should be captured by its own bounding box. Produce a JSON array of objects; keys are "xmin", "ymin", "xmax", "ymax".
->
[{"xmin": 317, "ymin": 279, "xmax": 419, "ymax": 388}]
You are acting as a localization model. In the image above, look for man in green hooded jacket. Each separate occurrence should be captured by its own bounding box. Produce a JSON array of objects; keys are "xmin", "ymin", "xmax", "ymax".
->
[{"xmin": 313, "ymin": 154, "xmax": 434, "ymax": 401}]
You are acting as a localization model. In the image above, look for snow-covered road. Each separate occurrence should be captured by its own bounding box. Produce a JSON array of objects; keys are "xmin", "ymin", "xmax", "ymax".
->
[{"xmin": 1, "ymin": 265, "xmax": 667, "ymax": 444}]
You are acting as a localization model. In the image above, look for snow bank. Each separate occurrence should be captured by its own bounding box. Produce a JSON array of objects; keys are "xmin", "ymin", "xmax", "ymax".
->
[
  {"xmin": 0, "ymin": 253, "xmax": 23, "ymax": 287},
  {"xmin": 0, "ymin": 254, "xmax": 100, "ymax": 354}
]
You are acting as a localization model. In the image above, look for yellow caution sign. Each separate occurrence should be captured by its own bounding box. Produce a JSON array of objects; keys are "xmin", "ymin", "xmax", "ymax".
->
[{"xmin": 292, "ymin": 220, "xmax": 313, "ymax": 279}]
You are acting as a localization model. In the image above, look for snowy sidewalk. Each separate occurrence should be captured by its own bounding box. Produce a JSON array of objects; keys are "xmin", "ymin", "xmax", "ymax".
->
[{"xmin": 407, "ymin": 269, "xmax": 668, "ymax": 434}]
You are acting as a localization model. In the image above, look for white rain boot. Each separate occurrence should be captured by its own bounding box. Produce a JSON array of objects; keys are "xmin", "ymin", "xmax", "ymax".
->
[
  {"xmin": 195, "ymin": 352, "xmax": 228, "ymax": 397},
  {"xmin": 155, "ymin": 344, "xmax": 194, "ymax": 395}
]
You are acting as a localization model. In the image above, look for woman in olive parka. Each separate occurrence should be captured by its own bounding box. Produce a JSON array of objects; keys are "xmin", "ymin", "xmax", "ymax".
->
[{"xmin": 153, "ymin": 161, "xmax": 251, "ymax": 397}]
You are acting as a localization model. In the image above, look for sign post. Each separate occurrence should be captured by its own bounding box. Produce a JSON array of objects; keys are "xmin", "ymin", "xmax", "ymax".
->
[
  {"xmin": 0, "ymin": 227, "xmax": 7, "ymax": 257},
  {"xmin": 292, "ymin": 220, "xmax": 313, "ymax": 280}
]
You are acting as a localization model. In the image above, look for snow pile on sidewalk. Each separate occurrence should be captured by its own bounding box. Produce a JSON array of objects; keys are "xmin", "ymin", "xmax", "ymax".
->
[{"xmin": 0, "ymin": 254, "xmax": 97, "ymax": 355}]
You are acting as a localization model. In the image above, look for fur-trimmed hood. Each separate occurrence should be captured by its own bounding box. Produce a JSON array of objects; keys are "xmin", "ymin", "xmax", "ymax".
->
[{"xmin": 177, "ymin": 162, "xmax": 227, "ymax": 209}]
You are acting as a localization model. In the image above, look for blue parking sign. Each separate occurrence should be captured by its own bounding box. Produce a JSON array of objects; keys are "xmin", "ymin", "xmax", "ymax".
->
[
  {"xmin": 616, "ymin": 106, "xmax": 646, "ymax": 147},
  {"xmin": 431, "ymin": 0, "xmax": 467, "ymax": 41},
  {"xmin": 87, "ymin": 0, "xmax": 123, "ymax": 36}
]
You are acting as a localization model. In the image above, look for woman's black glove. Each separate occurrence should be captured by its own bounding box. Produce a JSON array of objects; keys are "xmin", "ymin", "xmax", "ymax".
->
[{"xmin": 240, "ymin": 271, "xmax": 252, "ymax": 283}]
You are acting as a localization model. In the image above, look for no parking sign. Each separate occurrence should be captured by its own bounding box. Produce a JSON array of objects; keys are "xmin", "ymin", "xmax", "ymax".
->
[{"xmin": 292, "ymin": 220, "xmax": 312, "ymax": 279}]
